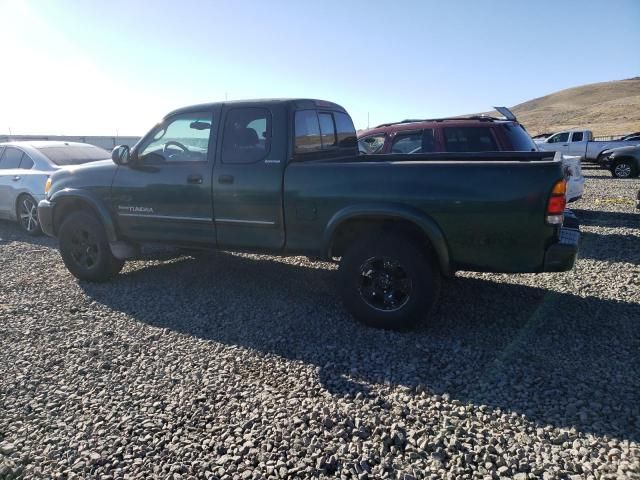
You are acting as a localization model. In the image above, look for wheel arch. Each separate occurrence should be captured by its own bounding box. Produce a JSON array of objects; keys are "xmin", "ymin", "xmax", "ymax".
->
[
  {"xmin": 324, "ymin": 204, "xmax": 451, "ymax": 275},
  {"xmin": 49, "ymin": 189, "xmax": 118, "ymax": 242}
]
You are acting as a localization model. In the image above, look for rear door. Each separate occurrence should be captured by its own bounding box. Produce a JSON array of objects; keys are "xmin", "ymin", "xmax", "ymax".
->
[
  {"xmin": 110, "ymin": 108, "xmax": 218, "ymax": 244},
  {"xmin": 212, "ymin": 105, "xmax": 286, "ymax": 250},
  {"xmin": 568, "ymin": 131, "xmax": 587, "ymax": 156}
]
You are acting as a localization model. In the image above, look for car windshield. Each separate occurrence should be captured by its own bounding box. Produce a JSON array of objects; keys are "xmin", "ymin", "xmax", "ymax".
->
[{"xmin": 36, "ymin": 145, "xmax": 110, "ymax": 166}]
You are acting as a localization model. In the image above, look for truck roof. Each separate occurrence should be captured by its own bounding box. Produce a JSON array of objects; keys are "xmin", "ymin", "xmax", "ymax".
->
[{"xmin": 167, "ymin": 98, "xmax": 348, "ymax": 117}]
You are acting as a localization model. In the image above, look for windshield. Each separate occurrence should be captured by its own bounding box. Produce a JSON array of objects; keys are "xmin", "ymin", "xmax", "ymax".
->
[{"xmin": 36, "ymin": 145, "xmax": 110, "ymax": 165}]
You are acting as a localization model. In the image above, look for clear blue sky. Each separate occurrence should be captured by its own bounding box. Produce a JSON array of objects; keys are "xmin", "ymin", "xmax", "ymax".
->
[{"xmin": 1, "ymin": 0, "xmax": 638, "ymax": 134}]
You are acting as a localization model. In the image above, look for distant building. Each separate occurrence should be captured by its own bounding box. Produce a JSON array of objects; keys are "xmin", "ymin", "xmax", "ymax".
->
[{"xmin": 0, "ymin": 134, "xmax": 141, "ymax": 150}]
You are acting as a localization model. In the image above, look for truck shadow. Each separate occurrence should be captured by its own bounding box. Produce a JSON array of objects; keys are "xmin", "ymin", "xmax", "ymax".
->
[
  {"xmin": 572, "ymin": 208, "xmax": 639, "ymax": 229},
  {"xmin": 79, "ymin": 252, "xmax": 640, "ymax": 443},
  {"xmin": 578, "ymin": 231, "xmax": 640, "ymax": 265}
]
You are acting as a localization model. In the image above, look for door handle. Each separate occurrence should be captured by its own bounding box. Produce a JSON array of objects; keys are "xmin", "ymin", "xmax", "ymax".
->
[
  {"xmin": 187, "ymin": 174, "xmax": 203, "ymax": 184},
  {"xmin": 218, "ymin": 175, "xmax": 234, "ymax": 184},
  {"xmin": 12, "ymin": 176, "xmax": 21, "ymax": 181}
]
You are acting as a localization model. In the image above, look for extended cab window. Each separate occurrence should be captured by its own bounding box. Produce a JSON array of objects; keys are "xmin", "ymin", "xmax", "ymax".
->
[
  {"xmin": 295, "ymin": 110, "xmax": 322, "ymax": 153},
  {"xmin": 0, "ymin": 147, "xmax": 23, "ymax": 169},
  {"xmin": 139, "ymin": 112, "xmax": 213, "ymax": 163},
  {"xmin": 221, "ymin": 107, "xmax": 271, "ymax": 164},
  {"xmin": 443, "ymin": 127, "xmax": 497, "ymax": 152},
  {"xmin": 571, "ymin": 132, "xmax": 584, "ymax": 142},
  {"xmin": 334, "ymin": 113, "xmax": 357, "ymax": 148},
  {"xmin": 295, "ymin": 110, "xmax": 356, "ymax": 156}
]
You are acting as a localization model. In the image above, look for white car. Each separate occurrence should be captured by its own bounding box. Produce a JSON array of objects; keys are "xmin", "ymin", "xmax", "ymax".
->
[
  {"xmin": 561, "ymin": 153, "xmax": 584, "ymax": 203},
  {"xmin": 0, "ymin": 141, "xmax": 110, "ymax": 234}
]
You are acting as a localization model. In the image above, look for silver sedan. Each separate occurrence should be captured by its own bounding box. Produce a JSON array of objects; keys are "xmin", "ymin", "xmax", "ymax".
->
[{"xmin": 0, "ymin": 141, "xmax": 110, "ymax": 234}]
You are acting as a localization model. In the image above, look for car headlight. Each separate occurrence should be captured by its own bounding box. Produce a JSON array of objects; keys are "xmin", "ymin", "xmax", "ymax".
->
[{"xmin": 44, "ymin": 177, "xmax": 52, "ymax": 194}]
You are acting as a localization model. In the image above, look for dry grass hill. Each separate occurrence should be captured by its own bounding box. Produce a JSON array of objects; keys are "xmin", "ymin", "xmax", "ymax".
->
[{"xmin": 485, "ymin": 77, "xmax": 640, "ymax": 137}]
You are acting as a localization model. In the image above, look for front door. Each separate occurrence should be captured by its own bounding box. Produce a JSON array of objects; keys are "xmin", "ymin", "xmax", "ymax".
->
[
  {"xmin": 212, "ymin": 105, "xmax": 286, "ymax": 251},
  {"xmin": 0, "ymin": 147, "xmax": 24, "ymax": 218},
  {"xmin": 110, "ymin": 109, "xmax": 218, "ymax": 245}
]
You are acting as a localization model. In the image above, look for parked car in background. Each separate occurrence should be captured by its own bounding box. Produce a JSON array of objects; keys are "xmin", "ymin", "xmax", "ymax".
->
[
  {"xmin": 38, "ymin": 99, "xmax": 579, "ymax": 330},
  {"xmin": 621, "ymin": 132, "xmax": 640, "ymax": 141},
  {"xmin": 535, "ymin": 129, "xmax": 640, "ymax": 163},
  {"xmin": 598, "ymin": 145, "xmax": 640, "ymax": 178},
  {"xmin": 358, "ymin": 109, "xmax": 584, "ymax": 202},
  {"xmin": 0, "ymin": 141, "xmax": 110, "ymax": 234}
]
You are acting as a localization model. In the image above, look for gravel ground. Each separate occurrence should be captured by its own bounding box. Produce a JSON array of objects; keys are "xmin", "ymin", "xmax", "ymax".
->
[{"xmin": 1, "ymin": 168, "xmax": 639, "ymax": 480}]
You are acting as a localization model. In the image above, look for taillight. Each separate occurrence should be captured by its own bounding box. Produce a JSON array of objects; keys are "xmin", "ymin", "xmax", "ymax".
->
[{"xmin": 546, "ymin": 180, "xmax": 566, "ymax": 225}]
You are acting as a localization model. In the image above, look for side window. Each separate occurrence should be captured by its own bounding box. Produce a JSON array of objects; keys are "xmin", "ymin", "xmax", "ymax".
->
[
  {"xmin": 0, "ymin": 147, "xmax": 24, "ymax": 169},
  {"xmin": 334, "ymin": 112, "xmax": 357, "ymax": 148},
  {"xmin": 318, "ymin": 113, "xmax": 337, "ymax": 148},
  {"xmin": 571, "ymin": 132, "xmax": 584, "ymax": 142},
  {"xmin": 221, "ymin": 107, "xmax": 271, "ymax": 164},
  {"xmin": 391, "ymin": 132, "xmax": 423, "ymax": 153},
  {"xmin": 548, "ymin": 132, "xmax": 569, "ymax": 144},
  {"xmin": 421, "ymin": 129, "xmax": 437, "ymax": 153},
  {"xmin": 358, "ymin": 134, "xmax": 386, "ymax": 154},
  {"xmin": 294, "ymin": 110, "xmax": 322, "ymax": 153},
  {"xmin": 19, "ymin": 154, "xmax": 34, "ymax": 169},
  {"xmin": 139, "ymin": 112, "xmax": 213, "ymax": 163},
  {"xmin": 443, "ymin": 127, "xmax": 497, "ymax": 152}
]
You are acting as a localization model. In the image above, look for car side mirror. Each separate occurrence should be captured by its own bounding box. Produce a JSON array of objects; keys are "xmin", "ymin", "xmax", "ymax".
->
[{"xmin": 112, "ymin": 145, "xmax": 130, "ymax": 166}]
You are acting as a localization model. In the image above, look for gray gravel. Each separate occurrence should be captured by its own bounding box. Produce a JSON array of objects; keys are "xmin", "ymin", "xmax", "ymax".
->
[{"xmin": 1, "ymin": 167, "xmax": 639, "ymax": 479}]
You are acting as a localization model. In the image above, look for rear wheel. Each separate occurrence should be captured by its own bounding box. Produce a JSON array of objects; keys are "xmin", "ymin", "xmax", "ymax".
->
[
  {"xmin": 338, "ymin": 232, "xmax": 440, "ymax": 330},
  {"xmin": 611, "ymin": 160, "xmax": 637, "ymax": 178},
  {"xmin": 16, "ymin": 194, "xmax": 42, "ymax": 236},
  {"xmin": 58, "ymin": 211, "xmax": 124, "ymax": 282}
]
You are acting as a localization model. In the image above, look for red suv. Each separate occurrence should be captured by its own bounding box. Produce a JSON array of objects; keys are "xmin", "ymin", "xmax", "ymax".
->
[{"xmin": 358, "ymin": 115, "xmax": 538, "ymax": 155}]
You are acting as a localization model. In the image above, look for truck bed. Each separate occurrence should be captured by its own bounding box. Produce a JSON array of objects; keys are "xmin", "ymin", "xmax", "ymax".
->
[{"xmin": 284, "ymin": 153, "xmax": 564, "ymax": 273}]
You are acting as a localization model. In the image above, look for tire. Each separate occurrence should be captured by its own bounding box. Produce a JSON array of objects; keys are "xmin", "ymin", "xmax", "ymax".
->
[
  {"xmin": 611, "ymin": 160, "xmax": 637, "ymax": 179},
  {"xmin": 338, "ymin": 232, "xmax": 441, "ymax": 330},
  {"xmin": 58, "ymin": 211, "xmax": 124, "ymax": 282},
  {"xmin": 16, "ymin": 194, "xmax": 42, "ymax": 236}
]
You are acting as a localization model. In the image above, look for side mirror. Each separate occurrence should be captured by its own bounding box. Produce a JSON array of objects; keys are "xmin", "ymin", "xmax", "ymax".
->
[{"xmin": 112, "ymin": 145, "xmax": 130, "ymax": 166}]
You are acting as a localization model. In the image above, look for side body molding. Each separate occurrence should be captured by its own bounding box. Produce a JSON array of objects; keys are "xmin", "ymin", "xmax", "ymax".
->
[
  {"xmin": 323, "ymin": 203, "xmax": 451, "ymax": 275},
  {"xmin": 49, "ymin": 188, "xmax": 118, "ymax": 243}
]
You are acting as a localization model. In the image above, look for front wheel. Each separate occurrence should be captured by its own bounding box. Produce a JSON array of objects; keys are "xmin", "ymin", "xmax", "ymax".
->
[
  {"xmin": 58, "ymin": 211, "xmax": 124, "ymax": 282},
  {"xmin": 338, "ymin": 232, "xmax": 440, "ymax": 330},
  {"xmin": 612, "ymin": 161, "xmax": 637, "ymax": 178}
]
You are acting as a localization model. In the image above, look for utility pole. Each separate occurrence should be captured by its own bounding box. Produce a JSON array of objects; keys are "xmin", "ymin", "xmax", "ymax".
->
[{"xmin": 367, "ymin": 112, "xmax": 370, "ymax": 129}]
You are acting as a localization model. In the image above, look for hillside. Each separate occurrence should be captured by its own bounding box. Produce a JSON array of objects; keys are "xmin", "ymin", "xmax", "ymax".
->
[{"xmin": 487, "ymin": 78, "xmax": 640, "ymax": 137}]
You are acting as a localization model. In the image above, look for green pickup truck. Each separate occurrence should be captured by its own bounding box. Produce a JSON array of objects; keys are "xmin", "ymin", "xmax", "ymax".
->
[{"xmin": 38, "ymin": 99, "xmax": 579, "ymax": 329}]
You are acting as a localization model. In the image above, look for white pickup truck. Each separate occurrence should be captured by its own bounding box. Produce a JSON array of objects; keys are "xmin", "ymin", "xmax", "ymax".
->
[{"xmin": 535, "ymin": 129, "xmax": 640, "ymax": 163}]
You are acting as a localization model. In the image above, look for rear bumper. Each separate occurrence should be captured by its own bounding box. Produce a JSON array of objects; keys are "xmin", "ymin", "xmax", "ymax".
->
[
  {"xmin": 543, "ymin": 226, "xmax": 580, "ymax": 272},
  {"xmin": 37, "ymin": 199, "xmax": 55, "ymax": 237}
]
